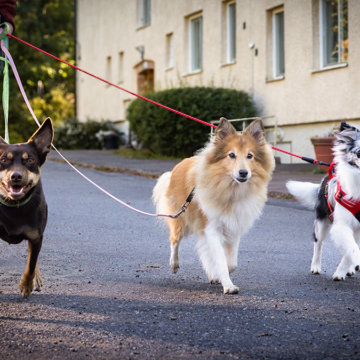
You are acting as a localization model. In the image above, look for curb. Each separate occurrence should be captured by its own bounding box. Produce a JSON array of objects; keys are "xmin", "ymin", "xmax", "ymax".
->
[
  {"xmin": 48, "ymin": 157, "xmax": 294, "ymax": 200},
  {"xmin": 48, "ymin": 158, "xmax": 161, "ymax": 179}
]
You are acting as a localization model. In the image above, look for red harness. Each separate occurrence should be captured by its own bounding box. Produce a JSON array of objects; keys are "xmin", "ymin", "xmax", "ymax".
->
[{"xmin": 326, "ymin": 162, "xmax": 360, "ymax": 221}]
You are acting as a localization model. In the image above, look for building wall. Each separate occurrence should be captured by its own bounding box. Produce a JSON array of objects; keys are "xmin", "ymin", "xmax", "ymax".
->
[{"xmin": 76, "ymin": 0, "xmax": 360, "ymax": 162}]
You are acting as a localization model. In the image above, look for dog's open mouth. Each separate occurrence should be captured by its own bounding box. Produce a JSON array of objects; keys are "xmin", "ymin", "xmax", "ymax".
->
[
  {"xmin": 232, "ymin": 176, "xmax": 248, "ymax": 184},
  {"xmin": 2, "ymin": 182, "xmax": 32, "ymax": 199}
]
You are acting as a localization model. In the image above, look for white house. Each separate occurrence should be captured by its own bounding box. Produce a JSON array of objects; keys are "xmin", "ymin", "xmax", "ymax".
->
[{"xmin": 75, "ymin": 0, "xmax": 359, "ymax": 163}]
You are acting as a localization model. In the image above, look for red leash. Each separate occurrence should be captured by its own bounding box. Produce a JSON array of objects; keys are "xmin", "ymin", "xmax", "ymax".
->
[
  {"xmin": 7, "ymin": 34, "xmax": 215, "ymax": 130},
  {"xmin": 7, "ymin": 33, "xmax": 330, "ymax": 167}
]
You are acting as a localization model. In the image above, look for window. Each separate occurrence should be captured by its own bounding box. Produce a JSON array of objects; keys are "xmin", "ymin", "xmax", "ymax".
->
[
  {"xmin": 320, "ymin": 0, "xmax": 348, "ymax": 67},
  {"xmin": 118, "ymin": 52, "xmax": 124, "ymax": 83},
  {"xmin": 106, "ymin": 56, "xmax": 111, "ymax": 82},
  {"xmin": 272, "ymin": 8, "xmax": 285, "ymax": 78},
  {"xmin": 227, "ymin": 2, "xmax": 236, "ymax": 63},
  {"xmin": 137, "ymin": 0, "xmax": 151, "ymax": 28},
  {"xmin": 166, "ymin": 33, "xmax": 174, "ymax": 69},
  {"xmin": 189, "ymin": 15, "xmax": 203, "ymax": 72}
]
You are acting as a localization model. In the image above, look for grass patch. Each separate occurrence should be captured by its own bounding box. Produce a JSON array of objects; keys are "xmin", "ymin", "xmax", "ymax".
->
[
  {"xmin": 111, "ymin": 147, "xmax": 181, "ymax": 161},
  {"xmin": 268, "ymin": 192, "xmax": 296, "ymax": 201},
  {"xmin": 313, "ymin": 168, "xmax": 326, "ymax": 174},
  {"xmin": 48, "ymin": 158, "xmax": 160, "ymax": 179}
]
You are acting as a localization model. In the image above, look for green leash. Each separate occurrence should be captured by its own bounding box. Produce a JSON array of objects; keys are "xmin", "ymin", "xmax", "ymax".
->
[
  {"xmin": 0, "ymin": 23, "xmax": 10, "ymax": 143},
  {"xmin": 0, "ymin": 24, "xmax": 30, "ymax": 208}
]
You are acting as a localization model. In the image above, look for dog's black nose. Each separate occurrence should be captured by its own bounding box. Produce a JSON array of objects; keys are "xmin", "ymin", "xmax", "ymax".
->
[
  {"xmin": 239, "ymin": 170, "xmax": 248, "ymax": 178},
  {"xmin": 11, "ymin": 172, "xmax": 23, "ymax": 182}
]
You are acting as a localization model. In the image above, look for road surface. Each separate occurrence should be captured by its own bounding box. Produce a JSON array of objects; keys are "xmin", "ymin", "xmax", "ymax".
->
[{"xmin": 0, "ymin": 161, "xmax": 359, "ymax": 359}]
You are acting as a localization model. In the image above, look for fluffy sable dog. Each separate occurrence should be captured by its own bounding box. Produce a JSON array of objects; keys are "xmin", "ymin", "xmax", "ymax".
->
[
  {"xmin": 0, "ymin": 118, "xmax": 53, "ymax": 298},
  {"xmin": 287, "ymin": 121, "xmax": 360, "ymax": 281},
  {"xmin": 153, "ymin": 118, "xmax": 275, "ymax": 294}
]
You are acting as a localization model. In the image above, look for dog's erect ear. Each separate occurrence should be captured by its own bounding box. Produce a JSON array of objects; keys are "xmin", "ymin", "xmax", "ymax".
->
[
  {"xmin": 339, "ymin": 121, "xmax": 355, "ymax": 133},
  {"xmin": 336, "ymin": 121, "xmax": 358, "ymax": 142},
  {"xmin": 215, "ymin": 117, "xmax": 237, "ymax": 141},
  {"xmin": 244, "ymin": 119, "xmax": 265, "ymax": 142},
  {"xmin": 28, "ymin": 118, "xmax": 54, "ymax": 160}
]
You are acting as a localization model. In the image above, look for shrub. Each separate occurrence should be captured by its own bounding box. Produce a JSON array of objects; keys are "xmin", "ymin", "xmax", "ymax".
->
[
  {"xmin": 53, "ymin": 118, "xmax": 108, "ymax": 149},
  {"xmin": 127, "ymin": 87, "xmax": 257, "ymax": 157}
]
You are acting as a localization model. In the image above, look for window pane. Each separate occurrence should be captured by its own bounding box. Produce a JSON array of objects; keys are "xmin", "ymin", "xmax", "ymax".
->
[
  {"xmin": 139, "ymin": 0, "xmax": 151, "ymax": 27},
  {"xmin": 167, "ymin": 34, "xmax": 174, "ymax": 68},
  {"xmin": 274, "ymin": 11, "xmax": 285, "ymax": 76},
  {"xmin": 228, "ymin": 3, "xmax": 236, "ymax": 62},
  {"xmin": 323, "ymin": 0, "xmax": 339, "ymax": 65},
  {"xmin": 144, "ymin": 0, "xmax": 151, "ymax": 25},
  {"xmin": 339, "ymin": 0, "xmax": 348, "ymax": 62},
  {"xmin": 190, "ymin": 17, "xmax": 202, "ymax": 71}
]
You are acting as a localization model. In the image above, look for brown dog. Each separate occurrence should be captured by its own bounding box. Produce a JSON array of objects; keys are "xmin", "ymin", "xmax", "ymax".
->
[{"xmin": 0, "ymin": 118, "xmax": 53, "ymax": 298}]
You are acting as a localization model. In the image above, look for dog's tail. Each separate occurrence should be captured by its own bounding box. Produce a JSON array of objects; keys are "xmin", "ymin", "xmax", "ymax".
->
[
  {"xmin": 152, "ymin": 171, "xmax": 172, "ymax": 215},
  {"xmin": 286, "ymin": 181, "xmax": 319, "ymax": 209}
]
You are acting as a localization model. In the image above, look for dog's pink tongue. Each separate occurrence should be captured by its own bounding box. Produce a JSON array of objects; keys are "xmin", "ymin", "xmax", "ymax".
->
[{"xmin": 10, "ymin": 186, "xmax": 23, "ymax": 195}]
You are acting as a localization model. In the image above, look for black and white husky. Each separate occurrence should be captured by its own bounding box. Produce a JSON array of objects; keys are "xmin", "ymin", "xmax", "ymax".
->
[{"xmin": 287, "ymin": 121, "xmax": 360, "ymax": 281}]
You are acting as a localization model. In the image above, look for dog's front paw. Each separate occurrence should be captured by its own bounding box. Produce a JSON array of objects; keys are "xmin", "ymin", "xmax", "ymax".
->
[
  {"xmin": 347, "ymin": 265, "xmax": 355, "ymax": 277},
  {"xmin": 34, "ymin": 272, "xmax": 43, "ymax": 291},
  {"xmin": 210, "ymin": 279, "xmax": 220, "ymax": 284},
  {"xmin": 223, "ymin": 285, "xmax": 239, "ymax": 294},
  {"xmin": 311, "ymin": 261, "xmax": 321, "ymax": 274},
  {"xmin": 170, "ymin": 260, "xmax": 179, "ymax": 274},
  {"xmin": 19, "ymin": 279, "xmax": 34, "ymax": 298},
  {"xmin": 333, "ymin": 271, "xmax": 346, "ymax": 281}
]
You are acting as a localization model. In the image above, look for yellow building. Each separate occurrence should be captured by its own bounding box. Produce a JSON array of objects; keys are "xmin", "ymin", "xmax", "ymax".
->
[{"xmin": 75, "ymin": 0, "xmax": 359, "ymax": 163}]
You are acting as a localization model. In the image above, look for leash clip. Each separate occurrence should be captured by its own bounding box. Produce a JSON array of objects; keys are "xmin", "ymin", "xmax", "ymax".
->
[{"xmin": 170, "ymin": 202, "xmax": 190, "ymax": 219}]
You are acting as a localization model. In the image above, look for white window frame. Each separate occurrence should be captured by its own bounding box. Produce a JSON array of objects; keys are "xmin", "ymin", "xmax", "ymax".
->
[
  {"xmin": 137, "ymin": 0, "xmax": 151, "ymax": 29},
  {"xmin": 227, "ymin": 1, "xmax": 236, "ymax": 63},
  {"xmin": 166, "ymin": 33, "xmax": 174, "ymax": 70},
  {"xmin": 319, "ymin": 0, "xmax": 348, "ymax": 69},
  {"xmin": 272, "ymin": 7, "xmax": 285, "ymax": 79},
  {"xmin": 189, "ymin": 15, "xmax": 203, "ymax": 73}
]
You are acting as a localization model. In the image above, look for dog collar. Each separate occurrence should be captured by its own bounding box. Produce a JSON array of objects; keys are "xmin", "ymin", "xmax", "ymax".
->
[{"xmin": 0, "ymin": 195, "xmax": 32, "ymax": 208}]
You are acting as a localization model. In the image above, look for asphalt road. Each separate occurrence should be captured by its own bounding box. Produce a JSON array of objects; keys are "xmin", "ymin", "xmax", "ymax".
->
[{"xmin": 0, "ymin": 161, "xmax": 359, "ymax": 359}]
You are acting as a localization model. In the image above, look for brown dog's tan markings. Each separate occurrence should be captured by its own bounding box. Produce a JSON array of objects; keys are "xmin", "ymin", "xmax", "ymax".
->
[
  {"xmin": 22, "ymin": 152, "xmax": 29, "ymax": 160},
  {"xmin": 27, "ymin": 171, "xmax": 41, "ymax": 187},
  {"xmin": 7, "ymin": 152, "xmax": 13, "ymax": 160}
]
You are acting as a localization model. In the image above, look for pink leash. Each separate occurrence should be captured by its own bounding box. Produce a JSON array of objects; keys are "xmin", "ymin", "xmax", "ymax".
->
[{"xmin": 0, "ymin": 37, "xmax": 177, "ymax": 219}]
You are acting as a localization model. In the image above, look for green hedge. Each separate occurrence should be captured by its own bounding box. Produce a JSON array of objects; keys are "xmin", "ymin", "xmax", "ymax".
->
[
  {"xmin": 53, "ymin": 118, "xmax": 108, "ymax": 150},
  {"xmin": 127, "ymin": 87, "xmax": 257, "ymax": 157}
]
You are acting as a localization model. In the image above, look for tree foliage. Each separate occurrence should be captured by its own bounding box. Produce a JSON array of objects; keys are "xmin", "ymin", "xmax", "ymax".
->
[
  {"xmin": 127, "ymin": 87, "xmax": 257, "ymax": 158},
  {"xmin": 3, "ymin": 0, "xmax": 74, "ymax": 142}
]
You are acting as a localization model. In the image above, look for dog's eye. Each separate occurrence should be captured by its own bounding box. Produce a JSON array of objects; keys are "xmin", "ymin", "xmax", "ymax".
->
[
  {"xmin": 1, "ymin": 157, "xmax": 7, "ymax": 163},
  {"xmin": 28, "ymin": 157, "xmax": 35, "ymax": 163},
  {"xmin": 229, "ymin": 153, "xmax": 236, "ymax": 159},
  {"xmin": 247, "ymin": 153, "xmax": 253, "ymax": 159}
]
